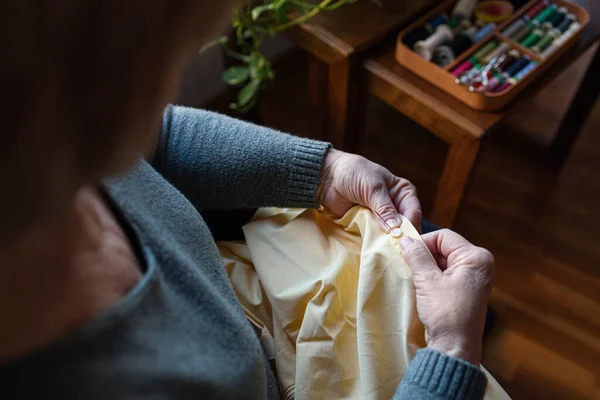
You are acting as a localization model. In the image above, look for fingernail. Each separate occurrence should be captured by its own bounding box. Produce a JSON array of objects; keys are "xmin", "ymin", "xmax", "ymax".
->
[
  {"xmin": 391, "ymin": 228, "xmax": 403, "ymax": 238},
  {"xmin": 386, "ymin": 218, "xmax": 401, "ymax": 229},
  {"xmin": 400, "ymin": 236, "xmax": 415, "ymax": 248}
]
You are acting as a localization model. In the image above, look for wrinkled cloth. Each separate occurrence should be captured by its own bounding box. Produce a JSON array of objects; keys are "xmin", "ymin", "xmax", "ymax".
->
[{"xmin": 219, "ymin": 207, "xmax": 510, "ymax": 400}]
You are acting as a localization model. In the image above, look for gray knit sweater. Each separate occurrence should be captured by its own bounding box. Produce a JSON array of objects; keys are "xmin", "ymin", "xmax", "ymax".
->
[{"xmin": 0, "ymin": 106, "xmax": 487, "ymax": 399}]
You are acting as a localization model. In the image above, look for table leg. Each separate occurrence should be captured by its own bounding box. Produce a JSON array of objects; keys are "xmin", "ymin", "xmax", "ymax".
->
[
  {"xmin": 430, "ymin": 137, "xmax": 481, "ymax": 228},
  {"xmin": 551, "ymin": 45, "xmax": 600, "ymax": 166},
  {"xmin": 327, "ymin": 57, "xmax": 359, "ymax": 151}
]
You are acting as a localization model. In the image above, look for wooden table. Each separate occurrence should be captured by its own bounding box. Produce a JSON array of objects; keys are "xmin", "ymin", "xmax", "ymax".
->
[
  {"xmin": 284, "ymin": 0, "xmax": 440, "ymax": 149},
  {"xmin": 286, "ymin": 0, "xmax": 600, "ymax": 227}
]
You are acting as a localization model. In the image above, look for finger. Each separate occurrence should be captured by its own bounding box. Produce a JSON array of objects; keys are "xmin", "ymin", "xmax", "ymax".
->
[
  {"xmin": 421, "ymin": 229, "xmax": 474, "ymax": 259},
  {"xmin": 369, "ymin": 188, "xmax": 403, "ymax": 235},
  {"xmin": 391, "ymin": 180, "xmax": 422, "ymax": 231},
  {"xmin": 399, "ymin": 236, "xmax": 442, "ymax": 277}
]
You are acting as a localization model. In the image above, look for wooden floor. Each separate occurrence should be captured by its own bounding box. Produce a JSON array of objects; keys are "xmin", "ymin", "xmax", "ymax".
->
[{"xmin": 208, "ymin": 46, "xmax": 600, "ymax": 399}]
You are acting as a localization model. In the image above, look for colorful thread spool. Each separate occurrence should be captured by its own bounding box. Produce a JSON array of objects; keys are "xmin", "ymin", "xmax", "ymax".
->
[
  {"xmin": 521, "ymin": 28, "xmax": 543, "ymax": 48},
  {"xmin": 531, "ymin": 31, "xmax": 557, "ymax": 52},
  {"xmin": 502, "ymin": 56, "xmax": 530, "ymax": 79},
  {"xmin": 525, "ymin": 0, "xmax": 549, "ymax": 20},
  {"xmin": 481, "ymin": 42, "xmax": 510, "ymax": 64},
  {"xmin": 458, "ymin": 64, "xmax": 483, "ymax": 84},
  {"xmin": 503, "ymin": 18, "xmax": 527, "ymax": 37},
  {"xmin": 532, "ymin": 4, "xmax": 558, "ymax": 25},
  {"xmin": 452, "ymin": 59, "xmax": 475, "ymax": 77},
  {"xmin": 414, "ymin": 25, "xmax": 454, "ymax": 61},
  {"xmin": 554, "ymin": 13, "xmax": 576, "ymax": 33},
  {"xmin": 473, "ymin": 41, "xmax": 499, "ymax": 61},
  {"xmin": 543, "ymin": 6, "xmax": 568, "ymax": 30},
  {"xmin": 475, "ymin": 1, "xmax": 514, "ymax": 23},
  {"xmin": 474, "ymin": 23, "xmax": 497, "ymax": 42},
  {"xmin": 497, "ymin": 49, "xmax": 520, "ymax": 72},
  {"xmin": 542, "ymin": 21, "xmax": 581, "ymax": 57},
  {"xmin": 508, "ymin": 60, "xmax": 538, "ymax": 84},
  {"xmin": 494, "ymin": 81, "xmax": 512, "ymax": 93},
  {"xmin": 433, "ymin": 28, "xmax": 476, "ymax": 66},
  {"xmin": 511, "ymin": 23, "xmax": 535, "ymax": 41}
]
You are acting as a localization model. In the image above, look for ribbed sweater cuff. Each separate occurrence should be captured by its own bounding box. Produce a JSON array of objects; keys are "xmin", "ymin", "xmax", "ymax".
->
[
  {"xmin": 400, "ymin": 349, "xmax": 488, "ymax": 400},
  {"xmin": 276, "ymin": 138, "xmax": 331, "ymax": 208}
]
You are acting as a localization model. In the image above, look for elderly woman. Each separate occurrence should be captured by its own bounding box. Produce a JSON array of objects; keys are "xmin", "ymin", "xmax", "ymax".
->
[{"xmin": 0, "ymin": 1, "xmax": 494, "ymax": 399}]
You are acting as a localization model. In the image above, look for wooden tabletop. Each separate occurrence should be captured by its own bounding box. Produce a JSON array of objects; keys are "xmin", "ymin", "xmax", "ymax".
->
[
  {"xmin": 364, "ymin": 0, "xmax": 600, "ymax": 137},
  {"xmin": 286, "ymin": 0, "xmax": 441, "ymax": 58}
]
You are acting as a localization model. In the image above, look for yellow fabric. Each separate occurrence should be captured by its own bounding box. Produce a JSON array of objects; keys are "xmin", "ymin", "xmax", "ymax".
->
[{"xmin": 218, "ymin": 207, "xmax": 510, "ymax": 400}]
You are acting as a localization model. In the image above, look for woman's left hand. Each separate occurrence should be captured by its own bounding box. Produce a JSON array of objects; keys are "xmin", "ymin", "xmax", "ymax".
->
[{"xmin": 317, "ymin": 149, "xmax": 422, "ymax": 233}]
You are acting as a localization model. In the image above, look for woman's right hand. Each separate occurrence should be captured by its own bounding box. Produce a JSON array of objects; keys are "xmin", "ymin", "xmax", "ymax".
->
[{"xmin": 400, "ymin": 229, "xmax": 495, "ymax": 366}]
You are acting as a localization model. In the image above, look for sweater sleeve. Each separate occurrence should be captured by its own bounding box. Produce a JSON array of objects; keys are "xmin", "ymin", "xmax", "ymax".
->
[
  {"xmin": 152, "ymin": 105, "xmax": 331, "ymax": 210},
  {"xmin": 394, "ymin": 349, "xmax": 488, "ymax": 400}
]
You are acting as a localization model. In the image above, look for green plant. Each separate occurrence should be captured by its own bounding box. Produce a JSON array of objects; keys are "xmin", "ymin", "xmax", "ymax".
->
[{"xmin": 205, "ymin": 0, "xmax": 380, "ymax": 113}]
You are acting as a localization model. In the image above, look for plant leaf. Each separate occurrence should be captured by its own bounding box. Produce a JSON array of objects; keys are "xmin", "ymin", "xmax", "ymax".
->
[
  {"xmin": 252, "ymin": 4, "xmax": 275, "ymax": 20},
  {"xmin": 237, "ymin": 79, "xmax": 262, "ymax": 107},
  {"xmin": 222, "ymin": 66, "xmax": 250, "ymax": 86},
  {"xmin": 249, "ymin": 52, "xmax": 266, "ymax": 79},
  {"xmin": 200, "ymin": 35, "xmax": 228, "ymax": 53}
]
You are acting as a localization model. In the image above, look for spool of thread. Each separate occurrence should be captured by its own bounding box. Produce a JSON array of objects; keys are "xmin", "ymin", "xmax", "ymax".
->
[
  {"xmin": 403, "ymin": 26, "xmax": 434, "ymax": 49},
  {"xmin": 503, "ymin": 18, "xmax": 527, "ymax": 37},
  {"xmin": 452, "ymin": 59, "xmax": 475, "ymax": 77},
  {"xmin": 494, "ymin": 81, "xmax": 512, "ymax": 92},
  {"xmin": 532, "ymin": 4, "xmax": 558, "ymax": 25},
  {"xmin": 486, "ymin": 72, "xmax": 506, "ymax": 92},
  {"xmin": 554, "ymin": 14, "xmax": 576, "ymax": 34},
  {"xmin": 543, "ymin": 6, "xmax": 568, "ymax": 30},
  {"xmin": 475, "ymin": 1, "xmax": 515, "ymax": 23},
  {"xmin": 531, "ymin": 32, "xmax": 557, "ymax": 52},
  {"xmin": 474, "ymin": 23, "xmax": 497, "ymax": 42},
  {"xmin": 497, "ymin": 49, "xmax": 520, "ymax": 72},
  {"xmin": 473, "ymin": 41, "xmax": 499, "ymax": 61},
  {"xmin": 452, "ymin": 0, "xmax": 479, "ymax": 20},
  {"xmin": 481, "ymin": 42, "xmax": 510, "ymax": 64},
  {"xmin": 508, "ymin": 60, "xmax": 538, "ymax": 84},
  {"xmin": 526, "ymin": 0, "xmax": 549, "ymax": 20},
  {"xmin": 425, "ymin": 14, "xmax": 449, "ymax": 31},
  {"xmin": 511, "ymin": 23, "xmax": 535, "ymax": 41},
  {"xmin": 433, "ymin": 32, "xmax": 475, "ymax": 66},
  {"xmin": 521, "ymin": 28, "xmax": 543, "ymax": 48},
  {"xmin": 502, "ymin": 56, "xmax": 530, "ymax": 78},
  {"xmin": 453, "ymin": 19, "xmax": 473, "ymax": 34},
  {"xmin": 542, "ymin": 21, "xmax": 581, "ymax": 57},
  {"xmin": 414, "ymin": 25, "xmax": 454, "ymax": 61},
  {"xmin": 449, "ymin": 17, "xmax": 462, "ymax": 28}
]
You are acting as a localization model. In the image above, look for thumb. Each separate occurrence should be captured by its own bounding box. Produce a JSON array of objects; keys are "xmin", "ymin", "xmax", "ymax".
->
[
  {"xmin": 400, "ymin": 236, "xmax": 441, "ymax": 277},
  {"xmin": 370, "ymin": 189, "xmax": 402, "ymax": 233}
]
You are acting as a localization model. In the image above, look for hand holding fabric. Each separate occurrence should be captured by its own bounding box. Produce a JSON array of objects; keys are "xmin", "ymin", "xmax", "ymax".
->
[
  {"xmin": 400, "ymin": 229, "xmax": 495, "ymax": 366},
  {"xmin": 317, "ymin": 149, "xmax": 422, "ymax": 233}
]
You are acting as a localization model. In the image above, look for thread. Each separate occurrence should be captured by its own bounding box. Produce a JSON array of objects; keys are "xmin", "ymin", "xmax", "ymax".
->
[
  {"xmin": 458, "ymin": 64, "xmax": 483, "ymax": 84},
  {"xmin": 554, "ymin": 14, "xmax": 576, "ymax": 33},
  {"xmin": 543, "ymin": 6, "xmax": 568, "ymax": 30},
  {"xmin": 481, "ymin": 42, "xmax": 510, "ymax": 64},
  {"xmin": 503, "ymin": 56, "xmax": 530, "ymax": 78},
  {"xmin": 452, "ymin": 0, "xmax": 479, "ymax": 20},
  {"xmin": 494, "ymin": 81, "xmax": 512, "ymax": 92},
  {"xmin": 486, "ymin": 73, "xmax": 506, "ymax": 91},
  {"xmin": 511, "ymin": 23, "xmax": 534, "ymax": 41},
  {"xmin": 452, "ymin": 59, "xmax": 474, "ymax": 77},
  {"xmin": 474, "ymin": 23, "xmax": 497, "ymax": 42},
  {"xmin": 473, "ymin": 41, "xmax": 499, "ymax": 61},
  {"xmin": 521, "ymin": 28, "xmax": 543, "ymax": 48},
  {"xmin": 503, "ymin": 18, "xmax": 526, "ymax": 37},
  {"xmin": 508, "ymin": 60, "xmax": 538, "ymax": 84},
  {"xmin": 433, "ymin": 32, "xmax": 475, "ymax": 66},
  {"xmin": 403, "ymin": 26, "xmax": 434, "ymax": 49},
  {"xmin": 497, "ymin": 49, "xmax": 520, "ymax": 72},
  {"xmin": 414, "ymin": 25, "xmax": 454, "ymax": 61},
  {"xmin": 531, "ymin": 32, "xmax": 556, "ymax": 52},
  {"xmin": 532, "ymin": 4, "xmax": 558, "ymax": 24},
  {"xmin": 525, "ymin": 0, "xmax": 549, "ymax": 20},
  {"xmin": 542, "ymin": 21, "xmax": 581, "ymax": 57}
]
